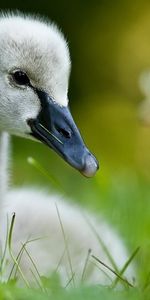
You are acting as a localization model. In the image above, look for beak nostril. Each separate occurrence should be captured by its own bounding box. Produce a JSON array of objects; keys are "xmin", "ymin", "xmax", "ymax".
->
[{"xmin": 56, "ymin": 127, "xmax": 71, "ymax": 139}]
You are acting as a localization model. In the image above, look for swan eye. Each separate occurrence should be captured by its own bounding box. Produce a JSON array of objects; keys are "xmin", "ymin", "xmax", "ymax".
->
[{"xmin": 12, "ymin": 70, "xmax": 30, "ymax": 86}]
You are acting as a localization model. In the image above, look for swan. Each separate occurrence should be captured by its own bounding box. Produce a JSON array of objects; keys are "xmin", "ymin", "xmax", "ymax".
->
[{"xmin": 0, "ymin": 12, "xmax": 134, "ymax": 287}]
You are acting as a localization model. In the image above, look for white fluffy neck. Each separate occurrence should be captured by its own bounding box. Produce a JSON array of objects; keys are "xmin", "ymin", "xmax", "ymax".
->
[{"xmin": 0, "ymin": 132, "xmax": 10, "ymax": 200}]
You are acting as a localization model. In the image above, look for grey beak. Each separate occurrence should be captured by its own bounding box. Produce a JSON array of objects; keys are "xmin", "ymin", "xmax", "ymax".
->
[{"xmin": 28, "ymin": 90, "xmax": 99, "ymax": 177}]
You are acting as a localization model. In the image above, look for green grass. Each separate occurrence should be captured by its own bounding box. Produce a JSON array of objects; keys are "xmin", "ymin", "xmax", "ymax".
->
[
  {"xmin": 0, "ymin": 159, "xmax": 150, "ymax": 299},
  {"xmin": 0, "ymin": 284, "xmax": 147, "ymax": 300}
]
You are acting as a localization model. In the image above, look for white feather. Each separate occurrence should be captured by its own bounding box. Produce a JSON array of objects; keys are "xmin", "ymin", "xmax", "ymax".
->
[{"xmin": 0, "ymin": 12, "xmax": 135, "ymax": 287}]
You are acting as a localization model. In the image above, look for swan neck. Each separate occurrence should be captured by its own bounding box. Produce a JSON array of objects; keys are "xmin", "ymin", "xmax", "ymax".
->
[{"xmin": 0, "ymin": 132, "xmax": 10, "ymax": 200}]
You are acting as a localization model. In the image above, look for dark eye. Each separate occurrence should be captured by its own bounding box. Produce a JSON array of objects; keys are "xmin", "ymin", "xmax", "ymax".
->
[{"xmin": 12, "ymin": 70, "xmax": 30, "ymax": 86}]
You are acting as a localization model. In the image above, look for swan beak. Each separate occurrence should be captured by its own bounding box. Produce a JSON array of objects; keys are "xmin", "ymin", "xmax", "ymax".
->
[{"xmin": 28, "ymin": 90, "xmax": 99, "ymax": 177}]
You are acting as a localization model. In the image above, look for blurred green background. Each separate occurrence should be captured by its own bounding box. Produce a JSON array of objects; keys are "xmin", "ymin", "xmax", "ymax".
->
[{"xmin": 1, "ymin": 0, "xmax": 150, "ymax": 286}]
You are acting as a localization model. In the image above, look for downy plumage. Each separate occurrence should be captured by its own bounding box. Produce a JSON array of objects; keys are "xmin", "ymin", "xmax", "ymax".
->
[{"xmin": 0, "ymin": 13, "xmax": 134, "ymax": 287}]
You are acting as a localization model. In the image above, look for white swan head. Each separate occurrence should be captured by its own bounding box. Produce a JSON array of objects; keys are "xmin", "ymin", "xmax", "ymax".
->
[{"xmin": 0, "ymin": 13, "xmax": 99, "ymax": 177}]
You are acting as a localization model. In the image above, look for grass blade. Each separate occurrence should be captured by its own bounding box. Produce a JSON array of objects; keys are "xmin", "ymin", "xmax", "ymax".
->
[
  {"xmin": 55, "ymin": 203, "xmax": 75, "ymax": 287},
  {"xmin": 55, "ymin": 247, "xmax": 66, "ymax": 273},
  {"xmin": 8, "ymin": 213, "xmax": 30, "ymax": 288},
  {"xmin": 39, "ymin": 123, "xmax": 63, "ymax": 145},
  {"xmin": 9, "ymin": 237, "xmax": 45, "ymax": 281},
  {"xmin": 92, "ymin": 254, "xmax": 134, "ymax": 288},
  {"xmin": 0, "ymin": 215, "xmax": 9, "ymax": 277},
  {"xmin": 81, "ymin": 249, "xmax": 91, "ymax": 282},
  {"xmin": 84, "ymin": 214, "xmax": 119, "ymax": 272},
  {"xmin": 22, "ymin": 244, "xmax": 44, "ymax": 291},
  {"xmin": 27, "ymin": 157, "xmax": 64, "ymax": 193},
  {"xmin": 65, "ymin": 272, "xmax": 75, "ymax": 288},
  {"xmin": 112, "ymin": 246, "xmax": 139, "ymax": 288},
  {"xmin": 91, "ymin": 260, "xmax": 113, "ymax": 283}
]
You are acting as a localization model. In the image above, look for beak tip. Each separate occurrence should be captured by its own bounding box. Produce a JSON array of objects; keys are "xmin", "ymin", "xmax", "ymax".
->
[{"xmin": 80, "ymin": 152, "xmax": 99, "ymax": 178}]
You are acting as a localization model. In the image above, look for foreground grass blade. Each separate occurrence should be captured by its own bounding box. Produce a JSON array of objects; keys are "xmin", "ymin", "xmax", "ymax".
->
[
  {"xmin": 8, "ymin": 213, "xmax": 30, "ymax": 288},
  {"xmin": 91, "ymin": 260, "xmax": 113, "ymax": 283},
  {"xmin": 55, "ymin": 247, "xmax": 66, "ymax": 273},
  {"xmin": 112, "ymin": 246, "xmax": 140, "ymax": 289},
  {"xmin": 92, "ymin": 254, "xmax": 134, "ymax": 288},
  {"xmin": 0, "ymin": 215, "xmax": 9, "ymax": 277},
  {"xmin": 55, "ymin": 203, "xmax": 75, "ymax": 287},
  {"xmin": 8, "ymin": 237, "xmax": 43, "ymax": 281},
  {"xmin": 143, "ymin": 271, "xmax": 150, "ymax": 291},
  {"xmin": 65, "ymin": 272, "xmax": 75, "ymax": 288},
  {"xmin": 21, "ymin": 243, "xmax": 44, "ymax": 290},
  {"xmin": 39, "ymin": 123, "xmax": 63, "ymax": 145},
  {"xmin": 81, "ymin": 249, "xmax": 91, "ymax": 282},
  {"xmin": 84, "ymin": 215, "xmax": 119, "ymax": 272},
  {"xmin": 27, "ymin": 157, "xmax": 64, "ymax": 193}
]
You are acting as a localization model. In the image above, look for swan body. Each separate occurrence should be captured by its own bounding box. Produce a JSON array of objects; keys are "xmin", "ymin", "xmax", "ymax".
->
[
  {"xmin": 0, "ymin": 13, "xmax": 134, "ymax": 287},
  {"xmin": 0, "ymin": 187, "xmax": 132, "ymax": 286}
]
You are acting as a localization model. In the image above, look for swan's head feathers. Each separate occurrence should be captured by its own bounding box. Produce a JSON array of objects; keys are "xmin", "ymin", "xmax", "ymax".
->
[
  {"xmin": 0, "ymin": 13, "xmax": 70, "ymax": 135},
  {"xmin": 0, "ymin": 13, "xmax": 99, "ymax": 177}
]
